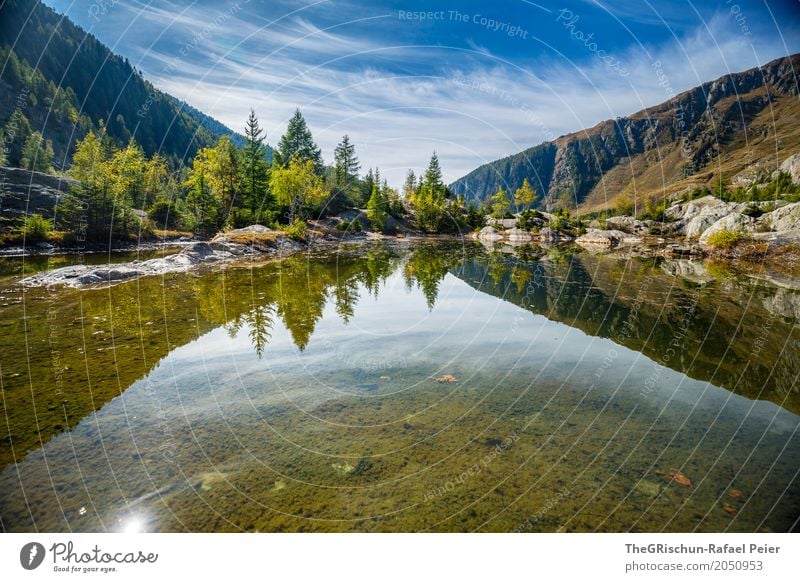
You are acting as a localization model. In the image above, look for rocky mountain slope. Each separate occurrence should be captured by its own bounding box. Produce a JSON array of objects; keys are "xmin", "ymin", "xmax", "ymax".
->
[{"xmin": 450, "ymin": 54, "xmax": 800, "ymax": 213}]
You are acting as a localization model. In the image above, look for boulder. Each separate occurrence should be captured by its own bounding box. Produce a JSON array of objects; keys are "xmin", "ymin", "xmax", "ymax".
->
[
  {"xmin": 604, "ymin": 216, "xmax": 653, "ymax": 235},
  {"xmin": 478, "ymin": 226, "xmax": 502, "ymax": 242},
  {"xmin": 506, "ymin": 228, "xmax": 532, "ymax": 243},
  {"xmin": 698, "ymin": 213, "xmax": 756, "ymax": 243},
  {"xmin": 486, "ymin": 217, "xmax": 518, "ymax": 229},
  {"xmin": 227, "ymin": 224, "xmax": 272, "ymax": 234},
  {"xmin": 762, "ymin": 202, "xmax": 800, "ymax": 232},
  {"xmin": 776, "ymin": 153, "xmax": 800, "ymax": 185},
  {"xmin": 576, "ymin": 229, "xmax": 640, "ymax": 248}
]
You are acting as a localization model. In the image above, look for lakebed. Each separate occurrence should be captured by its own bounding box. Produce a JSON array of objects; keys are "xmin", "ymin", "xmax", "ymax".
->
[{"xmin": 0, "ymin": 239, "xmax": 798, "ymax": 532}]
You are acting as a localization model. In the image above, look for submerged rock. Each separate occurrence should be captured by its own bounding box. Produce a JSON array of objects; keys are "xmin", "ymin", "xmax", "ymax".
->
[{"xmin": 22, "ymin": 241, "xmax": 255, "ymax": 288}]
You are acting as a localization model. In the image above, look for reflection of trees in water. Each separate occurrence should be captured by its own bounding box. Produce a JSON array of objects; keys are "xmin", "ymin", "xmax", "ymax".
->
[
  {"xmin": 186, "ymin": 245, "xmax": 406, "ymax": 354},
  {"xmin": 404, "ymin": 244, "xmax": 459, "ymax": 310}
]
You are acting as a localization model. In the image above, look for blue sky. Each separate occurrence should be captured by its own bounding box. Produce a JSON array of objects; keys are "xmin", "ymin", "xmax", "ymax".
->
[{"xmin": 48, "ymin": 0, "xmax": 800, "ymax": 185}]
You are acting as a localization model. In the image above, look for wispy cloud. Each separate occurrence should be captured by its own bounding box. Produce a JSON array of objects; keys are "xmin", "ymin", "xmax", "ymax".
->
[{"xmin": 54, "ymin": 0, "xmax": 800, "ymax": 185}]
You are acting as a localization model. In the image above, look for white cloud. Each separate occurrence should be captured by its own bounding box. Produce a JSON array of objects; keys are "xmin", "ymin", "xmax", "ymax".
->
[{"xmin": 131, "ymin": 4, "xmax": 798, "ymax": 186}]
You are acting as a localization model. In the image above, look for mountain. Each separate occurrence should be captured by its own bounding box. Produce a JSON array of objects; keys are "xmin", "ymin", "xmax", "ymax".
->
[
  {"xmin": 450, "ymin": 54, "xmax": 800, "ymax": 213},
  {"xmin": 0, "ymin": 0, "xmax": 245, "ymax": 169}
]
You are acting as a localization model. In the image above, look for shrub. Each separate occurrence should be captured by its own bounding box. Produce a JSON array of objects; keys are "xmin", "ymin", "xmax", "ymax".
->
[
  {"xmin": 741, "ymin": 204, "xmax": 764, "ymax": 218},
  {"xmin": 19, "ymin": 213, "xmax": 53, "ymax": 242},
  {"xmin": 148, "ymin": 199, "xmax": 184, "ymax": 230},
  {"xmin": 285, "ymin": 218, "xmax": 307, "ymax": 240},
  {"xmin": 705, "ymin": 228, "xmax": 749, "ymax": 249}
]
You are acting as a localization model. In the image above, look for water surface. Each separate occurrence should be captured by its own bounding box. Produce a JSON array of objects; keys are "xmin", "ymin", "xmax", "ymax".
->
[{"xmin": 0, "ymin": 241, "xmax": 798, "ymax": 532}]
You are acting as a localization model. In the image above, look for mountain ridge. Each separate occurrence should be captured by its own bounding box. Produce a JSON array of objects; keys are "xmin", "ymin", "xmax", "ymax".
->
[{"xmin": 450, "ymin": 54, "xmax": 800, "ymax": 213}]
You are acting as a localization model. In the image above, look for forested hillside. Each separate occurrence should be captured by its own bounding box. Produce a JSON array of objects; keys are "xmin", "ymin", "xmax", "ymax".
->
[{"xmin": 0, "ymin": 0, "xmax": 243, "ymax": 169}]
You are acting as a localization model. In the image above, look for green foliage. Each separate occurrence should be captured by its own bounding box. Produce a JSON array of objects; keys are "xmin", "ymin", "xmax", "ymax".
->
[
  {"xmin": 615, "ymin": 194, "xmax": 635, "ymax": 216},
  {"xmin": 19, "ymin": 213, "xmax": 53, "ymax": 242},
  {"xmin": 333, "ymin": 134, "xmax": 360, "ymax": 203},
  {"xmin": 514, "ymin": 178, "xmax": 538, "ymax": 209},
  {"xmin": 240, "ymin": 109, "xmax": 272, "ymax": 218},
  {"xmin": 336, "ymin": 218, "xmax": 362, "ymax": 232},
  {"xmin": 185, "ymin": 168, "xmax": 219, "ymax": 235},
  {"xmin": 270, "ymin": 156, "xmax": 327, "ymax": 221},
  {"xmin": 366, "ymin": 182, "xmax": 388, "ymax": 232},
  {"xmin": 410, "ymin": 153, "xmax": 448, "ymax": 232},
  {"xmin": 285, "ymin": 218, "xmax": 307, "ymax": 241},
  {"xmin": 2, "ymin": 109, "xmax": 32, "ymax": 167},
  {"xmin": 0, "ymin": 129, "xmax": 5, "ymax": 166},
  {"xmin": 148, "ymin": 199, "xmax": 185, "ymax": 230},
  {"xmin": 741, "ymin": 204, "xmax": 764, "ymax": 218},
  {"xmin": 60, "ymin": 130, "xmax": 142, "ymax": 241},
  {"xmin": 705, "ymin": 228, "xmax": 749, "ymax": 249},
  {"xmin": 275, "ymin": 109, "xmax": 323, "ymax": 175},
  {"xmin": 518, "ymin": 209, "xmax": 543, "ymax": 231},
  {"xmin": 638, "ymin": 197, "xmax": 667, "ymax": 221},
  {"xmin": 489, "ymin": 186, "xmax": 512, "ymax": 218},
  {"xmin": 19, "ymin": 131, "xmax": 54, "ymax": 173},
  {"xmin": 465, "ymin": 201, "xmax": 486, "ymax": 230}
]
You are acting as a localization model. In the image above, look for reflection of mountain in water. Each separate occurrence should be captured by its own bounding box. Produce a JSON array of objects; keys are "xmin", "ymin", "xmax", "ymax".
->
[
  {"xmin": 452, "ymin": 247, "xmax": 800, "ymax": 414},
  {"xmin": 3, "ymin": 240, "xmax": 798, "ymax": 470}
]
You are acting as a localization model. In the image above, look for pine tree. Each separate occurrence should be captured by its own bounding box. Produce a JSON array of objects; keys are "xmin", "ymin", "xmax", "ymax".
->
[
  {"xmin": 276, "ymin": 109, "xmax": 323, "ymax": 175},
  {"xmin": 333, "ymin": 134, "xmax": 360, "ymax": 195},
  {"xmin": 411, "ymin": 153, "xmax": 447, "ymax": 232},
  {"xmin": 186, "ymin": 167, "xmax": 219, "ymax": 235},
  {"xmin": 241, "ymin": 109, "xmax": 271, "ymax": 221},
  {"xmin": 0, "ymin": 129, "xmax": 6, "ymax": 167},
  {"xmin": 424, "ymin": 151, "xmax": 444, "ymax": 191},
  {"xmin": 359, "ymin": 168, "xmax": 376, "ymax": 208},
  {"xmin": 366, "ymin": 182, "xmax": 387, "ymax": 232}
]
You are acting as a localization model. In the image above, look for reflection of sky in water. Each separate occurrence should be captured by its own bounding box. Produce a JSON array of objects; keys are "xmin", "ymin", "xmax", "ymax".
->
[{"xmin": 1, "ymin": 245, "xmax": 798, "ymax": 532}]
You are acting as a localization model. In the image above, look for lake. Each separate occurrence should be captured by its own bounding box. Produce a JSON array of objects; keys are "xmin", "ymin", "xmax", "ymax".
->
[{"xmin": 0, "ymin": 240, "xmax": 798, "ymax": 532}]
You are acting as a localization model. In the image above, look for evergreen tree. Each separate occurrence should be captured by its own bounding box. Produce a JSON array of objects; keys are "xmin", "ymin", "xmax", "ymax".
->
[
  {"xmin": 20, "ymin": 131, "xmax": 54, "ymax": 173},
  {"xmin": 411, "ymin": 152, "xmax": 448, "ymax": 232},
  {"xmin": 424, "ymin": 151, "xmax": 444, "ymax": 191},
  {"xmin": 3, "ymin": 109, "xmax": 32, "ymax": 167},
  {"xmin": 241, "ymin": 109, "xmax": 271, "ymax": 221},
  {"xmin": 333, "ymin": 134, "xmax": 360, "ymax": 195},
  {"xmin": 359, "ymin": 168, "xmax": 376, "ymax": 208},
  {"xmin": 185, "ymin": 167, "xmax": 219, "ymax": 234},
  {"xmin": 366, "ymin": 182, "xmax": 387, "ymax": 231},
  {"xmin": 0, "ymin": 129, "xmax": 5, "ymax": 166},
  {"xmin": 276, "ymin": 109, "xmax": 323, "ymax": 175}
]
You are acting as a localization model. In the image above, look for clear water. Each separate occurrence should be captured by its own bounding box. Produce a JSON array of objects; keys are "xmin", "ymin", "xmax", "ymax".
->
[{"xmin": 0, "ymin": 241, "xmax": 798, "ymax": 532}]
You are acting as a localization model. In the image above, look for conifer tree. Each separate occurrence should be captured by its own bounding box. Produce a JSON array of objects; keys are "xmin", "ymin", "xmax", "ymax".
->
[
  {"xmin": 276, "ymin": 109, "xmax": 323, "ymax": 175},
  {"xmin": 333, "ymin": 134, "xmax": 360, "ymax": 195},
  {"xmin": 241, "ymin": 109, "xmax": 271, "ymax": 220}
]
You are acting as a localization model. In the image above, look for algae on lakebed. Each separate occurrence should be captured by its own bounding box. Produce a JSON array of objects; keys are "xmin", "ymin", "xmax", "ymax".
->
[{"xmin": 0, "ymin": 240, "xmax": 798, "ymax": 532}]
